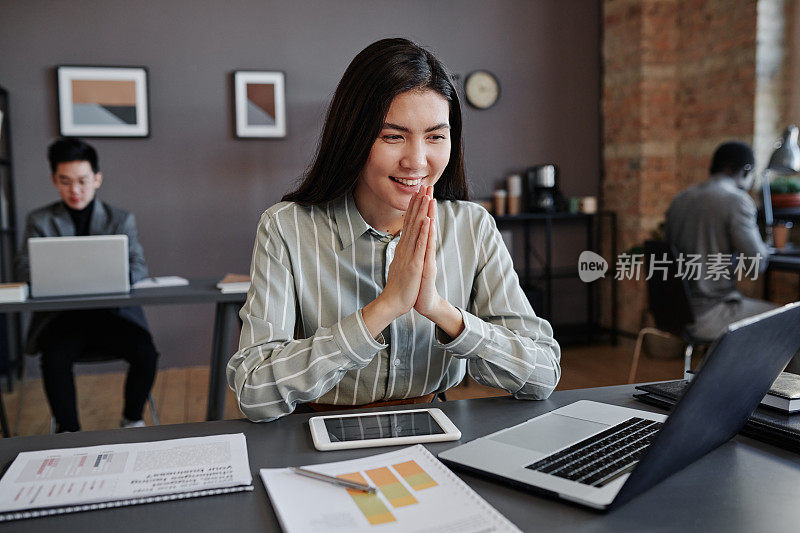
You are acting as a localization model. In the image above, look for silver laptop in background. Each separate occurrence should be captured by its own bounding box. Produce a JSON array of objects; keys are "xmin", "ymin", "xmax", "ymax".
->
[
  {"xmin": 29, "ymin": 235, "xmax": 130, "ymax": 298},
  {"xmin": 439, "ymin": 303, "xmax": 800, "ymax": 510}
]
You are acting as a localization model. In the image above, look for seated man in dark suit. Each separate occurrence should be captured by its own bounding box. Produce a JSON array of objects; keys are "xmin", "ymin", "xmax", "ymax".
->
[{"xmin": 15, "ymin": 138, "xmax": 159, "ymax": 432}]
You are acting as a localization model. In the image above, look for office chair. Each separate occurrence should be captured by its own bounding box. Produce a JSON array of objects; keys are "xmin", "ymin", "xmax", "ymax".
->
[
  {"xmin": 15, "ymin": 349, "xmax": 159, "ymax": 435},
  {"xmin": 628, "ymin": 240, "xmax": 714, "ymax": 383}
]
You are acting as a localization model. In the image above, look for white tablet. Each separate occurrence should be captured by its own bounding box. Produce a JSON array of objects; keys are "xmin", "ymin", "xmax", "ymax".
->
[{"xmin": 308, "ymin": 408, "xmax": 461, "ymax": 451}]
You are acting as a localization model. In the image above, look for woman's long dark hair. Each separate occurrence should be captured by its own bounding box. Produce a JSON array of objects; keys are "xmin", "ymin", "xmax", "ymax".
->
[{"xmin": 283, "ymin": 38, "xmax": 468, "ymax": 204}]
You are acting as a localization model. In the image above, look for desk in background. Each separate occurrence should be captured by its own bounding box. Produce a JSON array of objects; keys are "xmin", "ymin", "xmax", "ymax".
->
[
  {"xmin": 764, "ymin": 252, "xmax": 800, "ymax": 300},
  {"xmin": 0, "ymin": 385, "xmax": 797, "ymax": 532},
  {"xmin": 757, "ymin": 206, "xmax": 800, "ymax": 299},
  {"xmin": 0, "ymin": 278, "xmax": 246, "ymax": 423}
]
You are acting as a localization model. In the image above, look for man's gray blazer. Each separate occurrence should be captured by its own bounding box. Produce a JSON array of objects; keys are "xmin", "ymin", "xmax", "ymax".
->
[{"xmin": 14, "ymin": 199, "xmax": 150, "ymax": 354}]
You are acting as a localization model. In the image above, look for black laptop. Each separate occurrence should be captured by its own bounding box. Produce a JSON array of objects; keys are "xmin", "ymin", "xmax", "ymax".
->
[{"xmin": 439, "ymin": 303, "xmax": 800, "ymax": 509}]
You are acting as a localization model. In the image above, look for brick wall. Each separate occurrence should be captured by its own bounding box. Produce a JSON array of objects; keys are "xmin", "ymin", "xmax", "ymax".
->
[
  {"xmin": 787, "ymin": 0, "xmax": 800, "ymax": 122},
  {"xmin": 602, "ymin": 0, "xmax": 760, "ymax": 333},
  {"xmin": 767, "ymin": 0, "xmax": 800, "ymax": 304}
]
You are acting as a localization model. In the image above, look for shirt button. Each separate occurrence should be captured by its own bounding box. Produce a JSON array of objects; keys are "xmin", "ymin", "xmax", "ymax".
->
[{"xmin": 393, "ymin": 358, "xmax": 401, "ymax": 367}]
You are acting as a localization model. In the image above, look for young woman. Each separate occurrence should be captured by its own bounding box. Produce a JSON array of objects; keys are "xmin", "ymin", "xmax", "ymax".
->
[{"xmin": 227, "ymin": 38, "xmax": 561, "ymax": 422}]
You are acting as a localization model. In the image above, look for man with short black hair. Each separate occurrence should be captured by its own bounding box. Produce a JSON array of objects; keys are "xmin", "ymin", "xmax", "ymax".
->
[
  {"xmin": 665, "ymin": 141, "xmax": 774, "ymax": 341},
  {"xmin": 15, "ymin": 137, "xmax": 159, "ymax": 432}
]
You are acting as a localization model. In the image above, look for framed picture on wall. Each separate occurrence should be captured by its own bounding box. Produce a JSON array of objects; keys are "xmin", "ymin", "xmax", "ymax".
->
[
  {"xmin": 56, "ymin": 65, "xmax": 149, "ymax": 137},
  {"xmin": 234, "ymin": 71, "xmax": 286, "ymax": 138}
]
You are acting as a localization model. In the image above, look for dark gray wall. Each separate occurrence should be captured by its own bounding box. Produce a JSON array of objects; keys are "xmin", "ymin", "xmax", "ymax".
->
[{"xmin": 0, "ymin": 0, "xmax": 600, "ymax": 369}]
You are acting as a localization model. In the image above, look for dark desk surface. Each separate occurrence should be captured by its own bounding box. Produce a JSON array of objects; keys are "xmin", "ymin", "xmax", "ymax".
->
[
  {"xmin": 1, "ymin": 384, "xmax": 799, "ymax": 532},
  {"xmin": 0, "ymin": 278, "xmax": 245, "ymax": 312}
]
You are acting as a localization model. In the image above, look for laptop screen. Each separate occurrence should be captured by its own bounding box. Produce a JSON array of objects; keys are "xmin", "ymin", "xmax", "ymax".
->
[
  {"xmin": 613, "ymin": 303, "xmax": 800, "ymax": 507},
  {"xmin": 29, "ymin": 235, "xmax": 130, "ymax": 298}
]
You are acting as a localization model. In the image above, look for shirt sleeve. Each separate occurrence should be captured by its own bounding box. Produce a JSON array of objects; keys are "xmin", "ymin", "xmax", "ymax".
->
[
  {"xmin": 120, "ymin": 212, "xmax": 149, "ymax": 283},
  {"xmin": 730, "ymin": 193, "xmax": 770, "ymax": 273},
  {"xmin": 437, "ymin": 210, "xmax": 561, "ymax": 399},
  {"xmin": 227, "ymin": 210, "xmax": 387, "ymax": 422}
]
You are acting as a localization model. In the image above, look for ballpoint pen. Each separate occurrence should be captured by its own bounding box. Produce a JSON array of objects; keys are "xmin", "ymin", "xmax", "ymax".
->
[{"xmin": 290, "ymin": 467, "xmax": 377, "ymax": 494}]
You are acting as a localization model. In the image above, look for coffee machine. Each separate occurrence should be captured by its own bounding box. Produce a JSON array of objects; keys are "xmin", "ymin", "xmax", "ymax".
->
[{"xmin": 525, "ymin": 164, "xmax": 563, "ymax": 212}]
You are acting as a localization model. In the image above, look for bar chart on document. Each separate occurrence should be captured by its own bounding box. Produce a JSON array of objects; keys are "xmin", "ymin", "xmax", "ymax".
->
[
  {"xmin": 17, "ymin": 450, "xmax": 127, "ymax": 503},
  {"xmin": 260, "ymin": 445, "xmax": 520, "ymax": 533},
  {"xmin": 337, "ymin": 458, "xmax": 436, "ymax": 525}
]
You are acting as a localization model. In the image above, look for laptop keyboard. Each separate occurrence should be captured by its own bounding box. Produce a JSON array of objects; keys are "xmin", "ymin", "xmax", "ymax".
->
[{"xmin": 526, "ymin": 417, "xmax": 663, "ymax": 487}]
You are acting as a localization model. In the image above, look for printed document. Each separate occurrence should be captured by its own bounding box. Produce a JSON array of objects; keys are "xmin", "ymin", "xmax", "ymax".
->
[
  {"xmin": 132, "ymin": 276, "xmax": 189, "ymax": 289},
  {"xmin": 0, "ymin": 433, "xmax": 252, "ymax": 520},
  {"xmin": 260, "ymin": 444, "xmax": 520, "ymax": 533}
]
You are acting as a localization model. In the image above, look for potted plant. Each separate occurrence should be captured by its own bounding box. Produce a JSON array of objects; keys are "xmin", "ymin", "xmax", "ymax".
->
[{"xmin": 769, "ymin": 176, "xmax": 800, "ymax": 208}]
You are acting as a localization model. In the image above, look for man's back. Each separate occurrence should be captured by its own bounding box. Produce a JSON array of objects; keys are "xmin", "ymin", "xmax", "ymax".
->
[{"xmin": 665, "ymin": 175, "xmax": 769, "ymax": 314}]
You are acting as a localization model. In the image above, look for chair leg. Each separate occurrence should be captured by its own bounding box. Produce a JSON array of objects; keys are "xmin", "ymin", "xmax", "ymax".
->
[
  {"xmin": 629, "ymin": 330, "xmax": 647, "ymax": 384},
  {"xmin": 629, "ymin": 327, "xmax": 674, "ymax": 384},
  {"xmin": 0, "ymin": 388, "xmax": 9, "ymax": 438},
  {"xmin": 13, "ymin": 357, "xmax": 26, "ymax": 437},
  {"xmin": 683, "ymin": 344, "xmax": 695, "ymax": 379},
  {"xmin": 148, "ymin": 393, "xmax": 159, "ymax": 426}
]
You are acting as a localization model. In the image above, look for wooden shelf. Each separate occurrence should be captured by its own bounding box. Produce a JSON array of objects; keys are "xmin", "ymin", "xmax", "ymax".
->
[
  {"xmin": 491, "ymin": 211, "xmax": 618, "ymax": 344},
  {"xmin": 0, "ymin": 85, "xmax": 22, "ymax": 393},
  {"xmin": 494, "ymin": 212, "xmax": 594, "ymax": 223}
]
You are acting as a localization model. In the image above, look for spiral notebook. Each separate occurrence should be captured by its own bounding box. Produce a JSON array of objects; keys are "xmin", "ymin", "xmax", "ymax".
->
[
  {"xmin": 260, "ymin": 444, "xmax": 520, "ymax": 533},
  {"xmin": 0, "ymin": 433, "xmax": 253, "ymax": 522}
]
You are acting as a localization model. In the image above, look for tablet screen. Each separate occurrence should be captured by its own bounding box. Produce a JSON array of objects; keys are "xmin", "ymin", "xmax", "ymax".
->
[{"xmin": 324, "ymin": 412, "xmax": 445, "ymax": 442}]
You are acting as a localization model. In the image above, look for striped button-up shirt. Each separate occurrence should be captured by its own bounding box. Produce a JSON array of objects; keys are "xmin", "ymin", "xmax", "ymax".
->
[{"xmin": 227, "ymin": 194, "xmax": 561, "ymax": 422}]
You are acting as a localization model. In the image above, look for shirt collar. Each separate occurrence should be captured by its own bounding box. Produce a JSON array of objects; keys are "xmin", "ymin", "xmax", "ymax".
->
[
  {"xmin": 333, "ymin": 193, "xmax": 372, "ymax": 249},
  {"xmin": 708, "ymin": 173, "xmax": 740, "ymax": 190}
]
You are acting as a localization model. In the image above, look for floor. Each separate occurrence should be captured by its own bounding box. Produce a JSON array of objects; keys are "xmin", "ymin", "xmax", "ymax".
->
[{"xmin": 2, "ymin": 338, "xmax": 694, "ymax": 437}]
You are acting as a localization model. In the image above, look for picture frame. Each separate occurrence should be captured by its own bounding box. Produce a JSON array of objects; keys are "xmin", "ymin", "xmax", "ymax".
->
[
  {"xmin": 56, "ymin": 65, "xmax": 149, "ymax": 138},
  {"xmin": 234, "ymin": 71, "xmax": 286, "ymax": 138}
]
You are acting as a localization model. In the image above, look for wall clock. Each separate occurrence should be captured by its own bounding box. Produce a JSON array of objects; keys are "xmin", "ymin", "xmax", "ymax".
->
[{"xmin": 464, "ymin": 70, "xmax": 500, "ymax": 110}]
